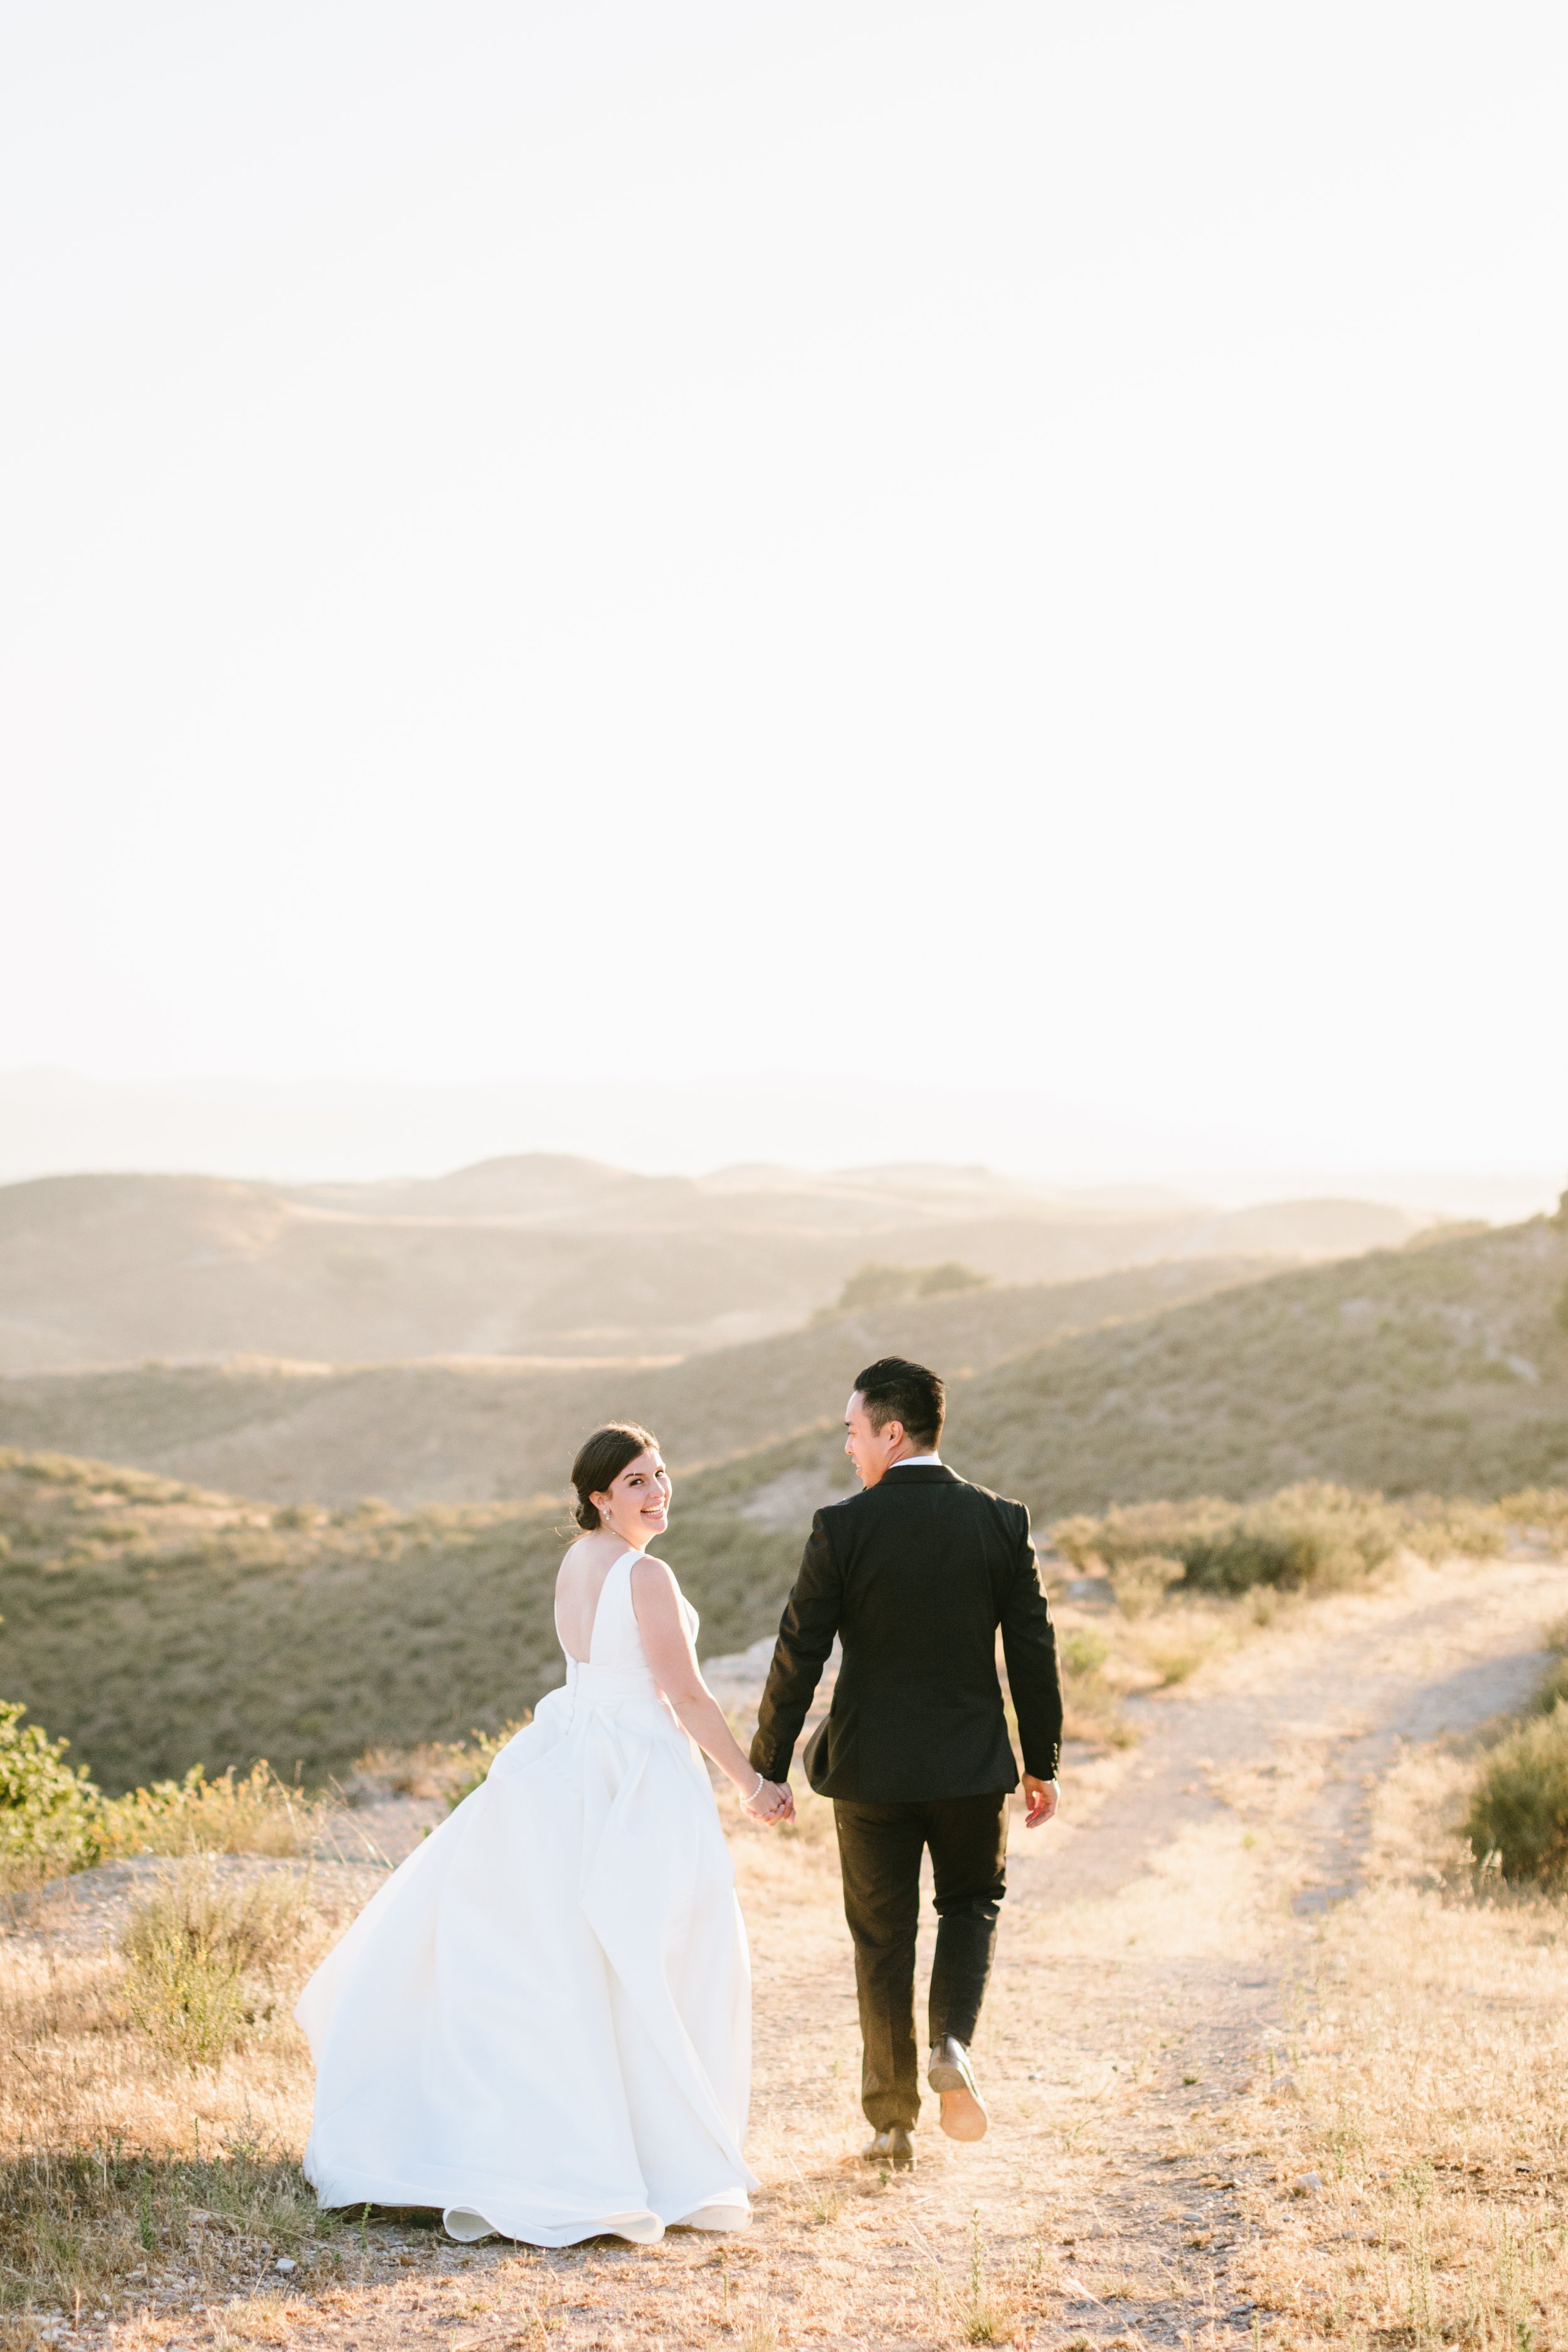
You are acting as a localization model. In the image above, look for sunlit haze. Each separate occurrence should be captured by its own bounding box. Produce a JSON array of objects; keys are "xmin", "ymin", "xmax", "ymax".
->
[{"xmin": 4, "ymin": 3, "xmax": 1565, "ymax": 1189}]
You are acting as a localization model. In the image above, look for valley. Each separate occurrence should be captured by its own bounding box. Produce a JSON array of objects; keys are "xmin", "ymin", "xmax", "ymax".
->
[{"xmin": 0, "ymin": 1157, "xmax": 1418, "ymax": 1372}]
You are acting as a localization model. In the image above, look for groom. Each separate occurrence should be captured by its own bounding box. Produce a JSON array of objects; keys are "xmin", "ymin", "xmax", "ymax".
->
[{"xmin": 750, "ymin": 1357, "xmax": 1062, "ymax": 2167}]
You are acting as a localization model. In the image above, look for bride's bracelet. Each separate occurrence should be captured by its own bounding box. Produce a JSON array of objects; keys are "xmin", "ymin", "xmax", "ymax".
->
[{"xmin": 745, "ymin": 1772, "xmax": 765, "ymax": 1805}]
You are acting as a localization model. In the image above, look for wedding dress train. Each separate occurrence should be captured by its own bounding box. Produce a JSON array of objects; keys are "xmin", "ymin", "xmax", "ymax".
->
[{"xmin": 295, "ymin": 1551, "xmax": 755, "ymax": 2245}]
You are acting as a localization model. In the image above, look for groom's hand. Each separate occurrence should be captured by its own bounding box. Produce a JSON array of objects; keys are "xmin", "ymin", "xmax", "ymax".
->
[
  {"xmin": 1022, "ymin": 1775, "xmax": 1059, "ymax": 1828},
  {"xmin": 745, "ymin": 1778, "xmax": 795, "ymax": 1825}
]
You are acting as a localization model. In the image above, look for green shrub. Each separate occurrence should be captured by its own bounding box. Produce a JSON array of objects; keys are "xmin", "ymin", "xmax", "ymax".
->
[
  {"xmin": 1535, "ymin": 1656, "xmax": 1568, "ymax": 1716},
  {"xmin": 1180, "ymin": 1485, "xmax": 1408, "ymax": 1594},
  {"xmin": 832, "ymin": 1259, "xmax": 990, "ymax": 1313},
  {"xmin": 1498, "ymin": 1488, "xmax": 1568, "ymax": 1538},
  {"xmin": 0, "ymin": 1699, "xmax": 103, "ymax": 1886},
  {"xmin": 1053, "ymin": 1482, "xmax": 1507, "ymax": 1599},
  {"xmin": 120, "ymin": 1863, "xmax": 309, "ymax": 2067},
  {"xmin": 1059, "ymin": 1626, "xmax": 1110, "ymax": 1678},
  {"xmin": 1054, "ymin": 1623, "xmax": 1126, "ymax": 1746},
  {"xmin": 1053, "ymin": 1496, "xmax": 1237, "ymax": 1577},
  {"xmin": 1106, "ymin": 1554, "xmax": 1184, "ymax": 1618},
  {"xmin": 1397, "ymin": 1494, "xmax": 1508, "ymax": 1560},
  {"xmin": 1465, "ymin": 1703, "xmax": 1568, "ymax": 1888},
  {"xmin": 1529, "ymin": 1618, "xmax": 1568, "ymax": 1717}
]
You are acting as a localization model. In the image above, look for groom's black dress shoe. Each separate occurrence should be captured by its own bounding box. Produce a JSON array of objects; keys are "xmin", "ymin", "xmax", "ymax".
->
[
  {"xmin": 928, "ymin": 2036, "xmax": 988, "ymax": 2143},
  {"xmin": 863, "ymin": 2126, "xmax": 914, "ymax": 2169}
]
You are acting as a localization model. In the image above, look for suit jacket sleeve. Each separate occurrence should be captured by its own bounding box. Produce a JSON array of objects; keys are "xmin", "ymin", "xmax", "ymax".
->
[
  {"xmin": 1000, "ymin": 1507, "xmax": 1063, "ymax": 1780},
  {"xmin": 749, "ymin": 1510, "xmax": 843, "ymax": 1782}
]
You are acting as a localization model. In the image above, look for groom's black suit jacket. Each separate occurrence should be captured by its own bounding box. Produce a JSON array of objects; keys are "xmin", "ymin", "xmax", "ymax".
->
[{"xmin": 749, "ymin": 1465, "xmax": 1062, "ymax": 1803}]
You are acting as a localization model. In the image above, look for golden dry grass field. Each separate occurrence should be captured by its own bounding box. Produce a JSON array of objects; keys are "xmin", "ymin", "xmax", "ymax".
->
[{"xmin": 4, "ymin": 1544, "xmax": 1567, "ymax": 2352}]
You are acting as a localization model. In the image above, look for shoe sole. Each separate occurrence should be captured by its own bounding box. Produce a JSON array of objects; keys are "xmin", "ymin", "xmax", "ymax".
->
[
  {"xmin": 862, "ymin": 2147, "xmax": 914, "ymax": 2169},
  {"xmin": 929, "ymin": 2065, "xmax": 988, "ymax": 2143}
]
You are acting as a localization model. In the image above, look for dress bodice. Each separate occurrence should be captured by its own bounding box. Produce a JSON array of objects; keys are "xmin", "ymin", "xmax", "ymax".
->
[{"xmin": 558, "ymin": 1550, "xmax": 699, "ymax": 1705}]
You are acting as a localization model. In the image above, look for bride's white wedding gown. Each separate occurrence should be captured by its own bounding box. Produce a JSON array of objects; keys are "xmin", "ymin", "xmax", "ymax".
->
[{"xmin": 295, "ymin": 1550, "xmax": 756, "ymax": 2246}]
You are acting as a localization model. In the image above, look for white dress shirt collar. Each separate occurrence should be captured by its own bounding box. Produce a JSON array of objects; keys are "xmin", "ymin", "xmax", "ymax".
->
[{"xmin": 886, "ymin": 1452, "xmax": 943, "ymax": 1469}]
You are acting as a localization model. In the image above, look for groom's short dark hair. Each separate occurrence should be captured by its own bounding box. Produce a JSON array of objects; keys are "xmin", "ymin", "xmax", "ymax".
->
[{"xmin": 853, "ymin": 1357, "xmax": 945, "ymax": 1448}]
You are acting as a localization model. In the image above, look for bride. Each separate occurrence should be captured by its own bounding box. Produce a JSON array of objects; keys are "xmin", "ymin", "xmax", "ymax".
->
[{"xmin": 295, "ymin": 1422, "xmax": 791, "ymax": 2247}]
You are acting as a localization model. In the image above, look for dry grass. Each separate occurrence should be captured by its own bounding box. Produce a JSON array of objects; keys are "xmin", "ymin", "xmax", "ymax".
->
[
  {"xmin": 99, "ymin": 1766, "xmax": 324, "ymax": 1863},
  {"xmin": 341, "ymin": 1724, "xmax": 528, "ymax": 1811},
  {"xmin": 119, "ymin": 1867, "xmax": 314, "ymax": 2068},
  {"xmin": 3, "ymin": 1550, "xmax": 1565, "ymax": 2351},
  {"xmin": 1217, "ymin": 1736, "xmax": 1568, "ymax": 2346},
  {"xmin": 0, "ymin": 1860, "xmax": 368, "ymax": 2331}
]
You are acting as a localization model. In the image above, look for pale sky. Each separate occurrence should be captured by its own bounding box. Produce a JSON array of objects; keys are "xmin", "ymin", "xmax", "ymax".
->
[{"xmin": 4, "ymin": 1, "xmax": 1565, "ymax": 1178}]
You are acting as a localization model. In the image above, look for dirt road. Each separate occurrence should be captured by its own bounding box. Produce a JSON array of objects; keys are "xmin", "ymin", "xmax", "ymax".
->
[
  {"xmin": 18, "ymin": 1550, "xmax": 1565, "ymax": 2351},
  {"xmin": 723, "ymin": 1551, "xmax": 1568, "ymax": 2348}
]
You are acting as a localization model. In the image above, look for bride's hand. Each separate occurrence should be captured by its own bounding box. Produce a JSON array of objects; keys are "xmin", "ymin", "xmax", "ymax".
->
[{"xmin": 744, "ymin": 1778, "xmax": 793, "ymax": 1825}]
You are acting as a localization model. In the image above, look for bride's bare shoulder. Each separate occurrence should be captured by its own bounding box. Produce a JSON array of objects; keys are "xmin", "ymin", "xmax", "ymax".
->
[{"xmin": 629, "ymin": 1552, "xmax": 681, "ymax": 1606}]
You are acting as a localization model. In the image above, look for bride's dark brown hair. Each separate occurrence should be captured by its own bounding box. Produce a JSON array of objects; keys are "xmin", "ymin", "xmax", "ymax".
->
[{"xmin": 569, "ymin": 1423, "xmax": 661, "ymax": 1531}]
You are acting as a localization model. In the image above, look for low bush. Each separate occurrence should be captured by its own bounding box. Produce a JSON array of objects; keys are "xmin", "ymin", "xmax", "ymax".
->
[
  {"xmin": 1497, "ymin": 1486, "xmax": 1568, "ymax": 1538},
  {"xmin": 347, "ymin": 1720, "xmax": 528, "ymax": 1811},
  {"xmin": 1052, "ymin": 1482, "xmax": 1509, "ymax": 1599},
  {"xmin": 1055, "ymin": 1624, "xmax": 1130, "ymax": 1745},
  {"xmin": 829, "ymin": 1260, "xmax": 990, "ymax": 1315},
  {"xmin": 1530, "ymin": 1616, "xmax": 1568, "ymax": 1718},
  {"xmin": 0, "ymin": 1699, "xmax": 103, "ymax": 1888},
  {"xmin": 1104, "ymin": 1553, "xmax": 1184, "ymax": 1619},
  {"xmin": 119, "ymin": 1863, "xmax": 310, "ymax": 2068},
  {"xmin": 99, "ymin": 1761, "xmax": 317, "ymax": 1859},
  {"xmin": 1465, "ymin": 1703, "xmax": 1568, "ymax": 1888}
]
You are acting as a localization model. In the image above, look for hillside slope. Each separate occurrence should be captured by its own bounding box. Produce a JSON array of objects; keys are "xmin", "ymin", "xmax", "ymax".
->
[
  {"xmin": 0, "ymin": 1450, "xmax": 803, "ymax": 1793},
  {"xmin": 0, "ymin": 1160, "xmax": 1416, "ymax": 1370},
  {"xmin": 684, "ymin": 1217, "xmax": 1568, "ymax": 1545},
  {"xmin": 0, "ymin": 1255, "xmax": 1279, "ymax": 1504},
  {"xmin": 6, "ymin": 1222, "xmax": 1560, "ymax": 1794},
  {"xmin": 953, "ymin": 1213, "xmax": 1568, "ymax": 1513}
]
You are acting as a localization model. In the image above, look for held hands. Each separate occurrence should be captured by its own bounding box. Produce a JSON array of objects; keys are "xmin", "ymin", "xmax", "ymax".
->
[
  {"xmin": 743, "ymin": 1776, "xmax": 795, "ymax": 1826},
  {"xmin": 1022, "ymin": 1774, "xmax": 1060, "ymax": 1828}
]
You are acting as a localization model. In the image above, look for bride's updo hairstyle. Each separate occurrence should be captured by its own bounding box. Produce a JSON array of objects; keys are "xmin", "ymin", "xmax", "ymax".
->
[{"xmin": 570, "ymin": 1422, "xmax": 661, "ymax": 1531}]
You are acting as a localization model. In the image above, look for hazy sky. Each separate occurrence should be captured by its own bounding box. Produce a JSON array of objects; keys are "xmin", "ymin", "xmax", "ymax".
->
[{"xmin": 4, "ymin": 1, "xmax": 1565, "ymax": 1176}]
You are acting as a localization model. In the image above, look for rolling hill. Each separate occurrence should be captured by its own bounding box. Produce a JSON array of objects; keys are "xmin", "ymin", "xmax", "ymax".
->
[
  {"xmin": 0, "ymin": 1157, "xmax": 1417, "ymax": 1372},
  {"xmin": 0, "ymin": 1254, "xmax": 1281, "ymax": 1504},
  {"xmin": 3, "ymin": 1216, "xmax": 1564, "ymax": 1795},
  {"xmin": 0, "ymin": 1448, "xmax": 804, "ymax": 1793},
  {"xmin": 686, "ymin": 1212, "xmax": 1568, "ymax": 1545}
]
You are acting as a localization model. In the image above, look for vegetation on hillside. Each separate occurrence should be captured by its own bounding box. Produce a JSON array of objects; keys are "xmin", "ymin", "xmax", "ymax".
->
[
  {"xmin": 0, "ymin": 1698, "xmax": 103, "ymax": 1883},
  {"xmin": 1052, "ymin": 1482, "xmax": 1521, "ymax": 1601},
  {"xmin": 0, "ymin": 1254, "xmax": 1281, "ymax": 1506},
  {"xmin": 1466, "ymin": 1617, "xmax": 1568, "ymax": 1888},
  {"xmin": 946, "ymin": 1214, "xmax": 1568, "ymax": 1514},
  {"xmin": 0, "ymin": 1448, "xmax": 801, "ymax": 1792},
  {"xmin": 826, "ymin": 1259, "xmax": 990, "ymax": 1313},
  {"xmin": 6, "ymin": 1435, "xmax": 1567, "ymax": 1804}
]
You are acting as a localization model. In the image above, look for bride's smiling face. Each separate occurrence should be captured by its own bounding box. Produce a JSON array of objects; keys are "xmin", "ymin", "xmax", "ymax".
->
[{"xmin": 593, "ymin": 1449, "xmax": 672, "ymax": 1547}]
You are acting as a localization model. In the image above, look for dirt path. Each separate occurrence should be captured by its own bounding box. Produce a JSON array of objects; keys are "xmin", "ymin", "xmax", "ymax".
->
[{"xmin": 27, "ymin": 1550, "xmax": 1565, "ymax": 2352}]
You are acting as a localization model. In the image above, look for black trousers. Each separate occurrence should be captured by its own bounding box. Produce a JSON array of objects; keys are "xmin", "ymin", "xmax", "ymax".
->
[{"xmin": 832, "ymin": 1791, "xmax": 1009, "ymax": 2132}]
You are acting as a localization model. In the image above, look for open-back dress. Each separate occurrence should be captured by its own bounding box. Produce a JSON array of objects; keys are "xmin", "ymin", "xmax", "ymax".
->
[{"xmin": 295, "ymin": 1550, "xmax": 755, "ymax": 2245}]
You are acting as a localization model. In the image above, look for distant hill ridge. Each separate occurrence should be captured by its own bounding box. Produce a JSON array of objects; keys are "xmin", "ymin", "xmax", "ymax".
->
[
  {"xmin": 1, "ymin": 1216, "xmax": 1564, "ymax": 1793},
  {"xmin": 0, "ymin": 1157, "xmax": 1418, "ymax": 1372}
]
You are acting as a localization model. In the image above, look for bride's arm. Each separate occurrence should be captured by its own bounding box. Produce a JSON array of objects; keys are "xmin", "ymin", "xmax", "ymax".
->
[{"xmin": 630, "ymin": 1557, "xmax": 789, "ymax": 1820}]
